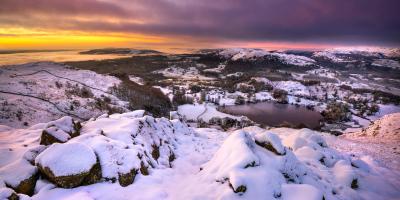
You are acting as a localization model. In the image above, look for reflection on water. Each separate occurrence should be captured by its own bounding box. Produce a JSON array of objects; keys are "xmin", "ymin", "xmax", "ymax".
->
[
  {"xmin": 0, "ymin": 50, "xmax": 132, "ymax": 66},
  {"xmin": 220, "ymin": 101, "xmax": 323, "ymax": 129}
]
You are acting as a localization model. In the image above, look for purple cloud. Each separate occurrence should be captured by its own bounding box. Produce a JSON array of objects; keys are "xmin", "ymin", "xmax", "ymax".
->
[{"xmin": 1, "ymin": 0, "xmax": 399, "ymax": 46}]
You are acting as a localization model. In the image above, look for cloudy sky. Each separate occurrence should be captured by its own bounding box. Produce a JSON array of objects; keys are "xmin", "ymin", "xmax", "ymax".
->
[{"xmin": 0, "ymin": 0, "xmax": 399, "ymax": 51}]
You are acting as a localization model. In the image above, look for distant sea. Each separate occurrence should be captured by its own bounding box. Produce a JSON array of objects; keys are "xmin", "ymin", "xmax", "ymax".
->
[{"xmin": 0, "ymin": 50, "xmax": 132, "ymax": 66}]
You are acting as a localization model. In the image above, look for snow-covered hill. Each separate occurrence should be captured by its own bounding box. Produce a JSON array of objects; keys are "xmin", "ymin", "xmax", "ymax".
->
[
  {"xmin": 0, "ymin": 112, "xmax": 399, "ymax": 200},
  {"xmin": 336, "ymin": 113, "xmax": 400, "ymax": 171},
  {"xmin": 0, "ymin": 62, "xmax": 128, "ymax": 128},
  {"xmin": 218, "ymin": 48, "xmax": 316, "ymax": 66}
]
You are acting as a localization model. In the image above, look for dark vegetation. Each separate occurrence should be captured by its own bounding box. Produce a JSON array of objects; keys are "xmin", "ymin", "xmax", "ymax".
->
[
  {"xmin": 65, "ymin": 83, "xmax": 94, "ymax": 99},
  {"xmin": 65, "ymin": 55, "xmax": 170, "ymax": 85},
  {"xmin": 109, "ymin": 73, "xmax": 172, "ymax": 117},
  {"xmin": 340, "ymin": 85, "xmax": 400, "ymax": 105},
  {"xmin": 321, "ymin": 101, "xmax": 351, "ymax": 123}
]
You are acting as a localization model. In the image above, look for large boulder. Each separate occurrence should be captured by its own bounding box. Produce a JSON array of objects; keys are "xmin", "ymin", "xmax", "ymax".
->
[
  {"xmin": 40, "ymin": 116, "xmax": 81, "ymax": 145},
  {"xmin": 35, "ymin": 143, "xmax": 98, "ymax": 188},
  {"xmin": 69, "ymin": 133, "xmax": 140, "ymax": 187},
  {"xmin": 0, "ymin": 159, "xmax": 39, "ymax": 196}
]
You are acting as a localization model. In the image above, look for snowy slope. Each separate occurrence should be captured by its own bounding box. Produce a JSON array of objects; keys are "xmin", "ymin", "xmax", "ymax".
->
[
  {"xmin": 0, "ymin": 112, "xmax": 399, "ymax": 200},
  {"xmin": 0, "ymin": 62, "xmax": 127, "ymax": 128}
]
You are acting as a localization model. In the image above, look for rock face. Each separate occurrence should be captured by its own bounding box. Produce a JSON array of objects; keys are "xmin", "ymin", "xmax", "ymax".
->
[
  {"xmin": 40, "ymin": 116, "xmax": 81, "ymax": 145},
  {"xmin": 35, "ymin": 143, "xmax": 98, "ymax": 188}
]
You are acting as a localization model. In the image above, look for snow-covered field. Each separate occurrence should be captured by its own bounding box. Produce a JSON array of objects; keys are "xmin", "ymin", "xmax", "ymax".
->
[{"xmin": 0, "ymin": 112, "xmax": 399, "ymax": 200}]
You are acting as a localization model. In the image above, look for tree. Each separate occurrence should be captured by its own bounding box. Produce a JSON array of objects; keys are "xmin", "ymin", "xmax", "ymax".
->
[
  {"xmin": 199, "ymin": 90, "xmax": 207, "ymax": 104},
  {"xmin": 272, "ymin": 89, "xmax": 288, "ymax": 104}
]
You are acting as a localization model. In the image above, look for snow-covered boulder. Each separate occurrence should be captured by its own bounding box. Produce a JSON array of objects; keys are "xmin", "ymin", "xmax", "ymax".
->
[
  {"xmin": 200, "ymin": 127, "xmax": 376, "ymax": 199},
  {"xmin": 0, "ymin": 159, "xmax": 39, "ymax": 195},
  {"xmin": 201, "ymin": 130, "xmax": 300, "ymax": 199},
  {"xmin": 40, "ymin": 116, "xmax": 81, "ymax": 145},
  {"xmin": 0, "ymin": 188, "xmax": 19, "ymax": 200},
  {"xmin": 333, "ymin": 160, "xmax": 358, "ymax": 189},
  {"xmin": 254, "ymin": 131, "xmax": 286, "ymax": 155},
  {"xmin": 33, "ymin": 113, "xmax": 194, "ymax": 188},
  {"xmin": 70, "ymin": 133, "xmax": 140, "ymax": 186},
  {"xmin": 22, "ymin": 145, "xmax": 47, "ymax": 165},
  {"xmin": 35, "ymin": 143, "xmax": 98, "ymax": 188},
  {"xmin": 201, "ymin": 130, "xmax": 260, "ymax": 194}
]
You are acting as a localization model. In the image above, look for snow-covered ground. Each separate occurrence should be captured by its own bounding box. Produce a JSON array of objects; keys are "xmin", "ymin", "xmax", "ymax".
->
[
  {"xmin": 177, "ymin": 103, "xmax": 243, "ymax": 122},
  {"xmin": 0, "ymin": 62, "xmax": 127, "ymax": 128},
  {"xmin": 372, "ymin": 59, "xmax": 400, "ymax": 69},
  {"xmin": 0, "ymin": 112, "xmax": 399, "ymax": 200},
  {"xmin": 154, "ymin": 66, "xmax": 214, "ymax": 80},
  {"xmin": 203, "ymin": 64, "xmax": 226, "ymax": 73}
]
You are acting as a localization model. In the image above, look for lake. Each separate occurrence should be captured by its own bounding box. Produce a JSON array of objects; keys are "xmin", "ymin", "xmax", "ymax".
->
[{"xmin": 220, "ymin": 101, "xmax": 323, "ymax": 129}]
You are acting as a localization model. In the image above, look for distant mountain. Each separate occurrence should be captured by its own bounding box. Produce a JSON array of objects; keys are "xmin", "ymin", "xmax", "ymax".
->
[{"xmin": 79, "ymin": 48, "xmax": 162, "ymax": 55}]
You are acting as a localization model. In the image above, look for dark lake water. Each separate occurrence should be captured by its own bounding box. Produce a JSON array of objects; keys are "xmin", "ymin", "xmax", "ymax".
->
[{"xmin": 220, "ymin": 102, "xmax": 323, "ymax": 129}]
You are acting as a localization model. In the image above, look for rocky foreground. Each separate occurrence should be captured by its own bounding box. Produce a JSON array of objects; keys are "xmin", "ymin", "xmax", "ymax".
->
[{"xmin": 0, "ymin": 111, "xmax": 399, "ymax": 200}]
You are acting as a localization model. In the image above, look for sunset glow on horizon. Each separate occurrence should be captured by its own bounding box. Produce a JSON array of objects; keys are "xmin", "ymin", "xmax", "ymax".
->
[{"xmin": 1, "ymin": 0, "xmax": 399, "ymax": 51}]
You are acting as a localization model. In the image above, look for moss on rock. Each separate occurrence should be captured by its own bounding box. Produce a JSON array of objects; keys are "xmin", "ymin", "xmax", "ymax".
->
[
  {"xmin": 82, "ymin": 160, "xmax": 102, "ymax": 185},
  {"xmin": 118, "ymin": 168, "xmax": 138, "ymax": 187},
  {"xmin": 11, "ymin": 172, "xmax": 39, "ymax": 196},
  {"xmin": 37, "ymin": 164, "xmax": 91, "ymax": 188},
  {"xmin": 140, "ymin": 161, "xmax": 149, "ymax": 176}
]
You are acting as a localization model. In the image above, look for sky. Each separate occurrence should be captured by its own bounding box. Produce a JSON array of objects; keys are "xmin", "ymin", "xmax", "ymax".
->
[{"xmin": 0, "ymin": 0, "xmax": 399, "ymax": 52}]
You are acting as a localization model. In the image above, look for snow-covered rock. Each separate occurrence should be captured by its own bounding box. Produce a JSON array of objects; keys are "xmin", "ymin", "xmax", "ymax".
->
[
  {"xmin": 40, "ymin": 116, "xmax": 81, "ymax": 145},
  {"xmin": 0, "ymin": 188, "xmax": 19, "ymax": 200},
  {"xmin": 0, "ymin": 158, "xmax": 39, "ymax": 195},
  {"xmin": 35, "ymin": 142, "xmax": 97, "ymax": 188}
]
